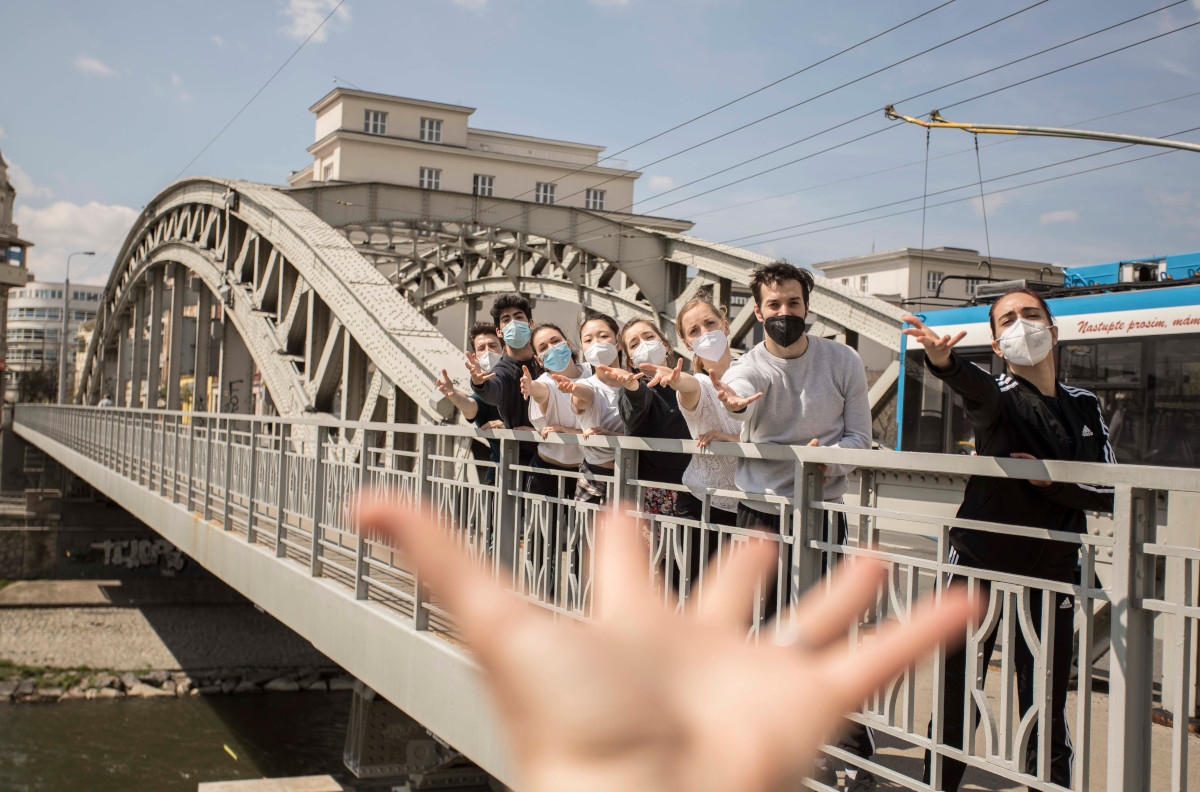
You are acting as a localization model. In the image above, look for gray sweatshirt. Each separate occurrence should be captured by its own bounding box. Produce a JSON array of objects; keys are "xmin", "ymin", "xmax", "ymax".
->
[{"xmin": 722, "ymin": 335, "xmax": 872, "ymax": 508}]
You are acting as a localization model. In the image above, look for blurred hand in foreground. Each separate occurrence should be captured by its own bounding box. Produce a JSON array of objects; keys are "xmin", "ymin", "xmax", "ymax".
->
[{"xmin": 356, "ymin": 498, "xmax": 977, "ymax": 792}]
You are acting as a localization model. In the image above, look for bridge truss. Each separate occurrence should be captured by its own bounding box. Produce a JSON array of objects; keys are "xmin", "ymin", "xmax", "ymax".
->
[{"xmin": 78, "ymin": 178, "xmax": 907, "ymax": 433}]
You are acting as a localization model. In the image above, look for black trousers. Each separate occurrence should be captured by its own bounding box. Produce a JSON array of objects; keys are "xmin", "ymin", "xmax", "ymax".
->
[
  {"xmin": 923, "ymin": 575, "xmax": 1075, "ymax": 791},
  {"xmin": 524, "ymin": 455, "xmax": 580, "ymax": 602},
  {"xmin": 669, "ymin": 492, "xmax": 738, "ymax": 598},
  {"xmin": 735, "ymin": 500, "xmax": 873, "ymax": 763}
]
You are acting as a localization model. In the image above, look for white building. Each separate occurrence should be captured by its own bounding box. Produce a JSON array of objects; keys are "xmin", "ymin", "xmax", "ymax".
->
[
  {"xmin": 5, "ymin": 282, "xmax": 102, "ymax": 401},
  {"xmin": 289, "ymin": 88, "xmax": 643, "ymax": 214}
]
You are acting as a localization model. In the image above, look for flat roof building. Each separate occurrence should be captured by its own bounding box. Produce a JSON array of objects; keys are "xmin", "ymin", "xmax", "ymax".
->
[{"xmin": 289, "ymin": 88, "xmax": 643, "ymax": 216}]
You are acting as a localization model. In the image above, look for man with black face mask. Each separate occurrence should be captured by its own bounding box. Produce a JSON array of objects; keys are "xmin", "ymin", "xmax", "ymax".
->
[{"xmin": 713, "ymin": 260, "xmax": 875, "ymax": 789}]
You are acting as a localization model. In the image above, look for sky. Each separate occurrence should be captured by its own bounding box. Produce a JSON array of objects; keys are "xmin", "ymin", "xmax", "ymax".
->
[{"xmin": 1, "ymin": 0, "xmax": 1199, "ymax": 286}]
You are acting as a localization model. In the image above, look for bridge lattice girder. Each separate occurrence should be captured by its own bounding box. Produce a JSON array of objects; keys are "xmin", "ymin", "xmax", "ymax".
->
[
  {"xmin": 288, "ymin": 182, "xmax": 907, "ymax": 355},
  {"xmin": 78, "ymin": 178, "xmax": 467, "ymax": 425}
]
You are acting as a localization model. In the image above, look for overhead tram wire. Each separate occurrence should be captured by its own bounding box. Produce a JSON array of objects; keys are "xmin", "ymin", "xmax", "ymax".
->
[
  {"xmin": 475, "ymin": 0, "xmax": 1059, "ymax": 237},
  {"xmin": 739, "ymin": 146, "xmax": 1188, "ymax": 247},
  {"xmin": 77, "ymin": 0, "xmax": 347, "ymax": 284},
  {"xmin": 456, "ymin": 0, "xmax": 964, "ymax": 216},
  {"xmin": 634, "ymin": 0, "xmax": 1193, "ymax": 217},
  {"xmin": 563, "ymin": 5, "xmax": 1200, "ymax": 249},
  {"xmin": 686, "ymin": 87, "xmax": 1200, "ymax": 220},
  {"xmin": 717, "ymin": 124, "xmax": 1200, "ymax": 246}
]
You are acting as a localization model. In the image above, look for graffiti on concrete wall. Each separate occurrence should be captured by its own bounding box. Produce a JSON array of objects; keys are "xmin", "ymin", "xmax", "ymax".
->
[{"xmin": 89, "ymin": 538, "xmax": 187, "ymax": 573}]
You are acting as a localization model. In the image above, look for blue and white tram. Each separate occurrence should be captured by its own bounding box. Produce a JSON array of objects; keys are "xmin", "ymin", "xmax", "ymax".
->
[{"xmin": 897, "ymin": 251, "xmax": 1200, "ymax": 467}]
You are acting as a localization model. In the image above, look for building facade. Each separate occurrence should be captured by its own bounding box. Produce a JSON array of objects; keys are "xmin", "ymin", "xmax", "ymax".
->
[
  {"xmin": 818, "ymin": 246, "xmax": 1060, "ymax": 310},
  {"xmin": 0, "ymin": 149, "xmax": 36, "ymax": 399},
  {"xmin": 5, "ymin": 282, "xmax": 102, "ymax": 401},
  {"xmin": 288, "ymin": 88, "xmax": 643, "ymax": 214}
]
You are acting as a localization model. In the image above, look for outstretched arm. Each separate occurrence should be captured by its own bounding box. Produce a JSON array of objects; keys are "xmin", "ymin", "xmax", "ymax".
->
[
  {"xmin": 436, "ymin": 369, "xmax": 479, "ymax": 420},
  {"xmin": 520, "ymin": 366, "xmax": 552, "ymax": 413},
  {"xmin": 639, "ymin": 360, "xmax": 702, "ymax": 411},
  {"xmin": 902, "ymin": 314, "xmax": 1002, "ymax": 427},
  {"xmin": 357, "ymin": 497, "xmax": 979, "ymax": 792},
  {"xmin": 552, "ymin": 374, "xmax": 596, "ymax": 414}
]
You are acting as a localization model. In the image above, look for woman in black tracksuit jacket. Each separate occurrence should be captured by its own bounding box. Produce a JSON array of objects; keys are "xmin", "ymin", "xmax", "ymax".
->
[{"xmin": 904, "ymin": 288, "xmax": 1116, "ymax": 792}]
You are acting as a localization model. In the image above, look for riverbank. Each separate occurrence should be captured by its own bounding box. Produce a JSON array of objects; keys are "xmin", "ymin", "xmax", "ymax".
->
[{"xmin": 0, "ymin": 578, "xmax": 344, "ymax": 705}]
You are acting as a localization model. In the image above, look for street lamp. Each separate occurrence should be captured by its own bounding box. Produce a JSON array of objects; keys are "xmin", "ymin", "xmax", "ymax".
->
[{"xmin": 58, "ymin": 251, "xmax": 95, "ymax": 404}]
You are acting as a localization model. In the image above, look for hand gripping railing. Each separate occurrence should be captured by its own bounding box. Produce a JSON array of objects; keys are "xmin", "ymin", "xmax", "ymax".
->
[{"xmin": 14, "ymin": 403, "xmax": 1200, "ymax": 792}]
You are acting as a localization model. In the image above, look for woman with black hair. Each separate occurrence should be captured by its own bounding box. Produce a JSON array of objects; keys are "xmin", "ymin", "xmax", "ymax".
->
[{"xmin": 905, "ymin": 288, "xmax": 1117, "ymax": 792}]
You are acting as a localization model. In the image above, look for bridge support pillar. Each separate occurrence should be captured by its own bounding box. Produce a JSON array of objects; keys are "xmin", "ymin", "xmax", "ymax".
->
[
  {"xmin": 343, "ymin": 682, "xmax": 489, "ymax": 789},
  {"xmin": 115, "ymin": 316, "xmax": 131, "ymax": 408},
  {"xmin": 147, "ymin": 269, "xmax": 164, "ymax": 409},
  {"xmin": 166, "ymin": 265, "xmax": 187, "ymax": 411},
  {"xmin": 130, "ymin": 284, "xmax": 148, "ymax": 408},
  {"xmin": 193, "ymin": 288, "xmax": 213, "ymax": 412},
  {"xmin": 218, "ymin": 319, "xmax": 254, "ymax": 415}
]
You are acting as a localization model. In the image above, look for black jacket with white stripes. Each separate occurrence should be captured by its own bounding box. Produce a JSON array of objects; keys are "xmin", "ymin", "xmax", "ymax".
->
[{"xmin": 926, "ymin": 351, "xmax": 1116, "ymax": 581}]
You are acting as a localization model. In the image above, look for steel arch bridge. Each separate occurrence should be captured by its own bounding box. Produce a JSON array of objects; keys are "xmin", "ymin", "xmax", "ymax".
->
[{"xmin": 78, "ymin": 177, "xmax": 905, "ymax": 428}]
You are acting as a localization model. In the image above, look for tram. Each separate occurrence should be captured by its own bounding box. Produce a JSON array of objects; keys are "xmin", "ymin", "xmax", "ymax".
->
[{"xmin": 897, "ymin": 250, "xmax": 1200, "ymax": 468}]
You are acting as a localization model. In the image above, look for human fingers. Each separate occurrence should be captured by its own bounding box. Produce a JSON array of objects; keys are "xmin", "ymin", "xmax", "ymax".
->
[
  {"xmin": 696, "ymin": 431, "xmax": 714, "ymax": 449},
  {"xmin": 819, "ymin": 587, "xmax": 980, "ymax": 713},
  {"xmin": 696, "ymin": 539, "xmax": 778, "ymax": 630},
  {"xmin": 947, "ymin": 330, "xmax": 967, "ymax": 347},
  {"xmin": 743, "ymin": 391, "xmax": 765, "ymax": 406},
  {"xmin": 807, "ymin": 438, "xmax": 819, "ymax": 447},
  {"xmin": 595, "ymin": 506, "xmax": 652, "ymax": 620},
  {"xmin": 780, "ymin": 560, "xmax": 887, "ymax": 650},
  {"xmin": 901, "ymin": 315, "xmax": 928, "ymax": 332},
  {"xmin": 356, "ymin": 494, "xmax": 521, "ymax": 659}
]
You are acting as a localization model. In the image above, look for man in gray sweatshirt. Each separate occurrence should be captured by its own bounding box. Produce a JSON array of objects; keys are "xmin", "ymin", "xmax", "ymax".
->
[{"xmin": 713, "ymin": 260, "xmax": 876, "ymax": 789}]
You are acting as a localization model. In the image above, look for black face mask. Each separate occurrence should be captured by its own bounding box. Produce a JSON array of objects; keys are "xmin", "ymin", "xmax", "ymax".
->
[{"xmin": 763, "ymin": 314, "xmax": 807, "ymax": 347}]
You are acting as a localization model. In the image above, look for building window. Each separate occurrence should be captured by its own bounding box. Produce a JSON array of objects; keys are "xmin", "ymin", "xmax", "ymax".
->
[
  {"xmin": 419, "ymin": 167, "xmax": 442, "ymax": 190},
  {"xmin": 473, "ymin": 174, "xmax": 494, "ymax": 197},
  {"xmin": 363, "ymin": 110, "xmax": 387, "ymax": 135},
  {"xmin": 964, "ymin": 277, "xmax": 981, "ymax": 295},
  {"xmin": 535, "ymin": 182, "xmax": 556, "ymax": 204},
  {"xmin": 321, "ymin": 161, "xmax": 334, "ymax": 182},
  {"xmin": 859, "ymin": 275, "xmax": 869, "ymax": 292},
  {"xmin": 420, "ymin": 118, "xmax": 443, "ymax": 143},
  {"xmin": 585, "ymin": 189, "xmax": 606, "ymax": 210},
  {"xmin": 927, "ymin": 271, "xmax": 943, "ymax": 293},
  {"xmin": 841, "ymin": 278, "xmax": 850, "ymax": 286}
]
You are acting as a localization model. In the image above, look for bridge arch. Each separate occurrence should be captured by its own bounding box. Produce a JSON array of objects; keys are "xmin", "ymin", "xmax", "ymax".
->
[{"xmin": 79, "ymin": 178, "xmax": 469, "ymax": 426}]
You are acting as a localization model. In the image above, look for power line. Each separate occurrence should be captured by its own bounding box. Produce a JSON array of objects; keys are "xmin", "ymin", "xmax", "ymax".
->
[
  {"xmin": 719, "ymin": 124, "xmax": 1200, "ymax": 245},
  {"xmin": 685, "ymin": 87, "xmax": 1200, "ymax": 220},
  {"xmin": 525, "ymin": 0, "xmax": 1057, "ymax": 225},
  {"xmin": 77, "ymin": 0, "xmax": 347, "ymax": 283},
  {"xmin": 740, "ymin": 147, "xmax": 1181, "ymax": 247},
  {"xmin": 460, "ymin": 1, "xmax": 964, "ymax": 215},
  {"xmin": 636, "ymin": 1, "xmax": 1193, "ymax": 217}
]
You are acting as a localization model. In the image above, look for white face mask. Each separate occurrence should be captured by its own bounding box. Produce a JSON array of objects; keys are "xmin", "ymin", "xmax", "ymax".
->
[
  {"xmin": 996, "ymin": 318, "xmax": 1054, "ymax": 367},
  {"xmin": 689, "ymin": 329, "xmax": 728, "ymax": 362},
  {"xmin": 630, "ymin": 338, "xmax": 668, "ymax": 368},
  {"xmin": 476, "ymin": 350, "xmax": 501, "ymax": 373},
  {"xmin": 583, "ymin": 341, "xmax": 619, "ymax": 367}
]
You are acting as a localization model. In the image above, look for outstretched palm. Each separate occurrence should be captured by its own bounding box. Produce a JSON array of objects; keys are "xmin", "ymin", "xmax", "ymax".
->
[
  {"xmin": 596, "ymin": 364, "xmax": 644, "ymax": 388},
  {"xmin": 709, "ymin": 371, "xmax": 764, "ymax": 413},
  {"xmin": 465, "ymin": 352, "xmax": 497, "ymax": 385},
  {"xmin": 639, "ymin": 359, "xmax": 683, "ymax": 388},
  {"xmin": 435, "ymin": 369, "xmax": 456, "ymax": 398},
  {"xmin": 357, "ymin": 500, "xmax": 977, "ymax": 792},
  {"xmin": 550, "ymin": 373, "xmax": 580, "ymax": 394},
  {"xmin": 901, "ymin": 314, "xmax": 966, "ymax": 369}
]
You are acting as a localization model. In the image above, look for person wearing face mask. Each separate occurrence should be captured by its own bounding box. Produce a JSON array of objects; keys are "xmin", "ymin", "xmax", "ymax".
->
[
  {"xmin": 904, "ymin": 289, "xmax": 1116, "ymax": 792},
  {"xmin": 712, "ymin": 261, "xmax": 875, "ymax": 788},
  {"xmin": 435, "ymin": 323, "xmax": 506, "ymax": 484},
  {"xmin": 470, "ymin": 294, "xmax": 542, "ymax": 466},
  {"xmin": 515, "ymin": 323, "xmax": 593, "ymax": 603},
  {"xmin": 596, "ymin": 318, "xmax": 693, "ymax": 519},
  {"xmin": 551, "ymin": 313, "xmax": 626, "ymax": 504}
]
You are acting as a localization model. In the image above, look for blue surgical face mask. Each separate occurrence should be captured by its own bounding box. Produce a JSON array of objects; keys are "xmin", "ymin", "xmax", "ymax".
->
[
  {"xmin": 502, "ymin": 320, "xmax": 531, "ymax": 349},
  {"xmin": 540, "ymin": 341, "xmax": 573, "ymax": 372}
]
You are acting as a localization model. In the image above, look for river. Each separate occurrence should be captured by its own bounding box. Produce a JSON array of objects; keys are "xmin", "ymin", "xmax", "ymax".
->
[{"xmin": 0, "ymin": 693, "xmax": 354, "ymax": 792}]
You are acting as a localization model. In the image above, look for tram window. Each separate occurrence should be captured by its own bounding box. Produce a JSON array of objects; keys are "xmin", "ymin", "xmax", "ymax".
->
[{"xmin": 901, "ymin": 349, "xmax": 998, "ymax": 454}]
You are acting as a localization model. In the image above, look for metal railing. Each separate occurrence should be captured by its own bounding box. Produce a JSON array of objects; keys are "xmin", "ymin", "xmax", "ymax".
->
[{"xmin": 13, "ymin": 403, "xmax": 1199, "ymax": 792}]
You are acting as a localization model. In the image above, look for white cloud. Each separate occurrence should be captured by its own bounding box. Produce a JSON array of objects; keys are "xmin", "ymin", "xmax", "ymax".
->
[
  {"xmin": 13, "ymin": 201, "xmax": 139, "ymax": 284},
  {"xmin": 73, "ymin": 55, "xmax": 117, "ymax": 77},
  {"xmin": 1039, "ymin": 209, "xmax": 1079, "ymax": 227},
  {"xmin": 280, "ymin": 0, "xmax": 351, "ymax": 43},
  {"xmin": 170, "ymin": 72, "xmax": 193, "ymax": 103},
  {"xmin": 7, "ymin": 163, "xmax": 53, "ymax": 201},
  {"xmin": 450, "ymin": 0, "xmax": 487, "ymax": 8},
  {"xmin": 648, "ymin": 175, "xmax": 675, "ymax": 192},
  {"xmin": 970, "ymin": 193, "xmax": 1009, "ymax": 217},
  {"xmin": 1147, "ymin": 189, "xmax": 1200, "ymax": 229},
  {"xmin": 210, "ymin": 35, "xmax": 225, "ymax": 48}
]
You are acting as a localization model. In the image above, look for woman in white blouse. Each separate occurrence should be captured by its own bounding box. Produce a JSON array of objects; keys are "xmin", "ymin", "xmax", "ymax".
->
[
  {"xmin": 521, "ymin": 322, "xmax": 592, "ymax": 499},
  {"xmin": 638, "ymin": 293, "xmax": 742, "ymax": 527}
]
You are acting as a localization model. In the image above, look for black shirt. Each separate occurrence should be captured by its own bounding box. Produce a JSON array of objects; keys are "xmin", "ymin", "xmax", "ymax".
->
[
  {"xmin": 618, "ymin": 382, "xmax": 693, "ymax": 485},
  {"xmin": 471, "ymin": 354, "xmax": 540, "ymax": 465}
]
